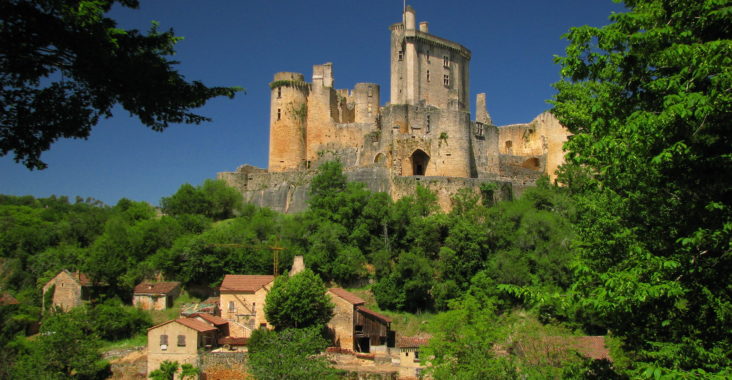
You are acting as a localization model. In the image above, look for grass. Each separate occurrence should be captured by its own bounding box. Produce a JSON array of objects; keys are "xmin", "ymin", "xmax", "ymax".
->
[
  {"xmin": 100, "ymin": 333, "xmax": 147, "ymax": 352},
  {"xmin": 345, "ymin": 285, "xmax": 436, "ymax": 337}
]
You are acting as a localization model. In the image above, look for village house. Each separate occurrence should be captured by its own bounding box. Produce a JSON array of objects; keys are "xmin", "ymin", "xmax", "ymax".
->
[
  {"xmin": 146, "ymin": 317, "xmax": 221, "ymax": 375},
  {"xmin": 398, "ymin": 335, "xmax": 431, "ymax": 378},
  {"xmin": 132, "ymin": 281, "xmax": 181, "ymax": 311},
  {"xmin": 42, "ymin": 269, "xmax": 100, "ymax": 312},
  {"xmin": 327, "ymin": 288, "xmax": 393, "ymax": 353},
  {"xmin": 218, "ymin": 274, "xmax": 274, "ymax": 337}
]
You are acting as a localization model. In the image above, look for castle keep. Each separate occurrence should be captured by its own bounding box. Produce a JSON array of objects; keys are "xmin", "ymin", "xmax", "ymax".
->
[{"xmin": 219, "ymin": 7, "xmax": 568, "ymax": 212}]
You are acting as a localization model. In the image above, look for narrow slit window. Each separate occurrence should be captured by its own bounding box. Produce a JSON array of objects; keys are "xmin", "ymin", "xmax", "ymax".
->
[
  {"xmin": 426, "ymin": 70, "xmax": 430, "ymax": 82},
  {"xmin": 277, "ymin": 87, "xmax": 281, "ymax": 99},
  {"xmin": 443, "ymin": 55, "xmax": 450, "ymax": 67},
  {"xmin": 277, "ymin": 108, "xmax": 281, "ymax": 121},
  {"xmin": 443, "ymin": 75, "xmax": 449, "ymax": 86},
  {"xmin": 398, "ymin": 50, "xmax": 404, "ymax": 61}
]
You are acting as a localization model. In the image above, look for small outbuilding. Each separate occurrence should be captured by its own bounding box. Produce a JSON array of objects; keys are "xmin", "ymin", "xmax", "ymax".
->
[
  {"xmin": 327, "ymin": 288, "xmax": 394, "ymax": 353},
  {"xmin": 42, "ymin": 270, "xmax": 100, "ymax": 312},
  {"xmin": 398, "ymin": 335, "xmax": 431, "ymax": 378},
  {"xmin": 133, "ymin": 281, "xmax": 182, "ymax": 311}
]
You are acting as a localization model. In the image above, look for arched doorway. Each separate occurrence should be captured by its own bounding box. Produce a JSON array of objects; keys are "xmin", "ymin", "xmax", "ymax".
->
[
  {"xmin": 411, "ymin": 149, "xmax": 430, "ymax": 176},
  {"xmin": 521, "ymin": 157, "xmax": 541, "ymax": 170}
]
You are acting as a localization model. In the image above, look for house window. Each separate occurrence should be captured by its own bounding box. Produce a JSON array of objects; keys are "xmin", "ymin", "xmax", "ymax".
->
[
  {"xmin": 398, "ymin": 50, "xmax": 404, "ymax": 61},
  {"xmin": 355, "ymin": 325, "xmax": 363, "ymax": 333},
  {"xmin": 414, "ymin": 350, "xmax": 420, "ymax": 361},
  {"xmin": 443, "ymin": 55, "xmax": 450, "ymax": 67},
  {"xmin": 229, "ymin": 301, "xmax": 235, "ymax": 312},
  {"xmin": 277, "ymin": 87, "xmax": 281, "ymax": 99},
  {"xmin": 426, "ymin": 70, "xmax": 430, "ymax": 82},
  {"xmin": 252, "ymin": 302, "xmax": 256, "ymax": 313},
  {"xmin": 277, "ymin": 108, "xmax": 281, "ymax": 121},
  {"xmin": 177, "ymin": 335, "xmax": 186, "ymax": 347},
  {"xmin": 443, "ymin": 74, "xmax": 449, "ymax": 86},
  {"xmin": 160, "ymin": 334, "xmax": 168, "ymax": 346}
]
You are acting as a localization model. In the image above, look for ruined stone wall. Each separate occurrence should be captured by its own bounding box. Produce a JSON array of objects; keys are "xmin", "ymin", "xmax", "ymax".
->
[
  {"xmin": 132, "ymin": 295, "xmax": 167, "ymax": 311},
  {"xmin": 533, "ymin": 111, "xmax": 568, "ymax": 181},
  {"xmin": 471, "ymin": 122, "xmax": 500, "ymax": 177},
  {"xmin": 390, "ymin": 175, "xmax": 511, "ymax": 212}
]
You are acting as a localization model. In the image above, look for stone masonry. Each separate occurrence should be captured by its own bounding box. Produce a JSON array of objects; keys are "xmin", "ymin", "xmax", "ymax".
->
[{"xmin": 218, "ymin": 6, "xmax": 569, "ymax": 212}]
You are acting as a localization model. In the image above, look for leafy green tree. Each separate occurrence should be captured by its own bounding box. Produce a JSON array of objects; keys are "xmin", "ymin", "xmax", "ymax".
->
[
  {"xmin": 11, "ymin": 308, "xmax": 109, "ymax": 379},
  {"xmin": 552, "ymin": 0, "xmax": 732, "ymax": 375},
  {"xmin": 1, "ymin": 0, "xmax": 242, "ymax": 169},
  {"xmin": 264, "ymin": 269, "xmax": 333, "ymax": 330},
  {"xmin": 161, "ymin": 179, "xmax": 243, "ymax": 220},
  {"xmin": 88, "ymin": 298, "xmax": 151, "ymax": 341},
  {"xmin": 248, "ymin": 327, "xmax": 338, "ymax": 380},
  {"xmin": 179, "ymin": 363, "xmax": 200, "ymax": 380},
  {"xmin": 149, "ymin": 360, "xmax": 178, "ymax": 380}
]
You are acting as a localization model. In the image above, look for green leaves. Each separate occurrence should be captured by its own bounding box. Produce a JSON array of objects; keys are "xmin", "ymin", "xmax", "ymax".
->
[{"xmin": 264, "ymin": 269, "xmax": 333, "ymax": 330}]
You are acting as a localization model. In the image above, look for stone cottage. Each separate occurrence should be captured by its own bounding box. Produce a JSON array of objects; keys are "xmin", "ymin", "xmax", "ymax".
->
[
  {"xmin": 132, "ymin": 281, "xmax": 182, "ymax": 311},
  {"xmin": 42, "ymin": 270, "xmax": 99, "ymax": 312},
  {"xmin": 147, "ymin": 317, "xmax": 221, "ymax": 375},
  {"xmin": 398, "ymin": 335, "xmax": 431, "ymax": 378},
  {"xmin": 219, "ymin": 274, "xmax": 274, "ymax": 337},
  {"xmin": 327, "ymin": 288, "xmax": 393, "ymax": 353}
]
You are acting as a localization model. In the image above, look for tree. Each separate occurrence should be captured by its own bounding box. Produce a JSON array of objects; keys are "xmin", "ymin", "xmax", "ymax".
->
[
  {"xmin": 1, "ymin": 0, "xmax": 242, "ymax": 169},
  {"xmin": 161, "ymin": 179, "xmax": 243, "ymax": 220},
  {"xmin": 264, "ymin": 269, "xmax": 333, "ymax": 330},
  {"xmin": 247, "ymin": 327, "xmax": 338, "ymax": 380},
  {"xmin": 552, "ymin": 0, "xmax": 732, "ymax": 375},
  {"xmin": 11, "ymin": 308, "xmax": 109, "ymax": 378},
  {"xmin": 148, "ymin": 360, "xmax": 178, "ymax": 380}
]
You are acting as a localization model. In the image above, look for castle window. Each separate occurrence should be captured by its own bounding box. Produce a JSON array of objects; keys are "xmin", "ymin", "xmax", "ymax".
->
[
  {"xmin": 505, "ymin": 140, "xmax": 513, "ymax": 151},
  {"xmin": 475, "ymin": 123, "xmax": 484, "ymax": 137},
  {"xmin": 398, "ymin": 50, "xmax": 404, "ymax": 61},
  {"xmin": 368, "ymin": 87, "xmax": 373, "ymax": 97},
  {"xmin": 277, "ymin": 87, "xmax": 281, "ymax": 99},
  {"xmin": 426, "ymin": 70, "xmax": 430, "ymax": 82},
  {"xmin": 426, "ymin": 115, "xmax": 431, "ymax": 133},
  {"xmin": 277, "ymin": 108, "xmax": 281, "ymax": 121},
  {"xmin": 443, "ymin": 55, "xmax": 450, "ymax": 67},
  {"xmin": 443, "ymin": 74, "xmax": 449, "ymax": 87},
  {"xmin": 426, "ymin": 50, "xmax": 431, "ymax": 63},
  {"xmin": 368, "ymin": 104, "xmax": 372, "ymax": 114}
]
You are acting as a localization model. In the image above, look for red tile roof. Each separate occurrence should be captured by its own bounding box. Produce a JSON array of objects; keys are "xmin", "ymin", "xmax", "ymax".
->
[
  {"xmin": 219, "ymin": 336, "xmax": 249, "ymax": 346},
  {"xmin": 133, "ymin": 281, "xmax": 181, "ymax": 295},
  {"xmin": 328, "ymin": 288, "xmax": 365, "ymax": 305},
  {"xmin": 192, "ymin": 313, "xmax": 229, "ymax": 326},
  {"xmin": 397, "ymin": 335, "xmax": 431, "ymax": 348},
  {"xmin": 175, "ymin": 318, "xmax": 218, "ymax": 333},
  {"xmin": 0, "ymin": 292, "xmax": 19, "ymax": 305},
  {"xmin": 220, "ymin": 275, "xmax": 274, "ymax": 293},
  {"xmin": 356, "ymin": 306, "xmax": 392, "ymax": 323},
  {"xmin": 148, "ymin": 317, "xmax": 218, "ymax": 333}
]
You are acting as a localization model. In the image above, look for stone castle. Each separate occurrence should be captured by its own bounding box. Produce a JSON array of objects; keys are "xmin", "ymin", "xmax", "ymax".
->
[{"xmin": 218, "ymin": 6, "xmax": 568, "ymax": 212}]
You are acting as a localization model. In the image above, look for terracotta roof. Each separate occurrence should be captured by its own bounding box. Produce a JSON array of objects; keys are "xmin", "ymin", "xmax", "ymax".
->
[
  {"xmin": 0, "ymin": 292, "xmax": 19, "ymax": 305},
  {"xmin": 147, "ymin": 317, "xmax": 218, "ymax": 333},
  {"xmin": 328, "ymin": 288, "xmax": 365, "ymax": 305},
  {"xmin": 175, "ymin": 318, "xmax": 218, "ymax": 333},
  {"xmin": 220, "ymin": 275, "xmax": 274, "ymax": 293},
  {"xmin": 397, "ymin": 335, "xmax": 431, "ymax": 348},
  {"xmin": 356, "ymin": 306, "xmax": 392, "ymax": 323},
  {"xmin": 192, "ymin": 313, "xmax": 229, "ymax": 326},
  {"xmin": 133, "ymin": 281, "xmax": 181, "ymax": 295},
  {"xmin": 219, "ymin": 336, "xmax": 249, "ymax": 346}
]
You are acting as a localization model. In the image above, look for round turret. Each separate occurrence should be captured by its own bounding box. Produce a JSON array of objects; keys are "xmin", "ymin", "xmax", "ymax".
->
[
  {"xmin": 404, "ymin": 6, "xmax": 416, "ymax": 30},
  {"xmin": 269, "ymin": 73, "xmax": 309, "ymax": 172}
]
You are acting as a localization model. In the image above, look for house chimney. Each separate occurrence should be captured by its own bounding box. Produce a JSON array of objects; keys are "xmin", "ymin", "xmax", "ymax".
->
[{"xmin": 290, "ymin": 256, "xmax": 305, "ymax": 276}]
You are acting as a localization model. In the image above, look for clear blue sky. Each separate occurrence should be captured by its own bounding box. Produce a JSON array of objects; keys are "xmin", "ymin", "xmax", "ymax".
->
[{"xmin": 0, "ymin": 1, "xmax": 625, "ymax": 206}]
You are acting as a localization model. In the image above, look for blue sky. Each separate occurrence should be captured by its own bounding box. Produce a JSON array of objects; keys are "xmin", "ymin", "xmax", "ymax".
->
[{"xmin": 0, "ymin": 1, "xmax": 625, "ymax": 206}]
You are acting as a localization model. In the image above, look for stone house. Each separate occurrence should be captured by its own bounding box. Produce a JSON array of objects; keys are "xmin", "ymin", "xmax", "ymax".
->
[
  {"xmin": 42, "ymin": 270, "xmax": 99, "ymax": 311},
  {"xmin": 398, "ymin": 335, "xmax": 431, "ymax": 378},
  {"xmin": 0, "ymin": 292, "xmax": 19, "ymax": 306},
  {"xmin": 327, "ymin": 288, "xmax": 393, "ymax": 353},
  {"xmin": 147, "ymin": 317, "xmax": 220, "ymax": 376},
  {"xmin": 190, "ymin": 313, "xmax": 230, "ymax": 338},
  {"xmin": 132, "ymin": 281, "xmax": 181, "ymax": 311},
  {"xmin": 219, "ymin": 274, "xmax": 274, "ymax": 337}
]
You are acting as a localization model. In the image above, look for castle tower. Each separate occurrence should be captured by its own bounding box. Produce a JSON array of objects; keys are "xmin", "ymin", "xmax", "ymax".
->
[
  {"xmin": 268, "ymin": 72, "xmax": 309, "ymax": 172},
  {"xmin": 389, "ymin": 6, "xmax": 471, "ymax": 111}
]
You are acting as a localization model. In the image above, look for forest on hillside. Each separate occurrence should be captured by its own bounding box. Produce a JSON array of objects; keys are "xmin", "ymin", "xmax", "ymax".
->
[{"xmin": 1, "ymin": 0, "xmax": 730, "ymax": 379}]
